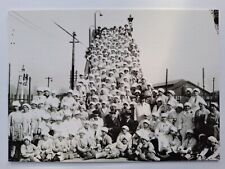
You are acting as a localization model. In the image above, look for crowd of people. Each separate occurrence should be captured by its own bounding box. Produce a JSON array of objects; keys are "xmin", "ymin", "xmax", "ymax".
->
[{"xmin": 8, "ymin": 24, "xmax": 220, "ymax": 162}]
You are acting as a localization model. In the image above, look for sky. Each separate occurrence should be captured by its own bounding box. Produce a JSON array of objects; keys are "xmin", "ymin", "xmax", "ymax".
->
[{"xmin": 8, "ymin": 9, "xmax": 219, "ymax": 94}]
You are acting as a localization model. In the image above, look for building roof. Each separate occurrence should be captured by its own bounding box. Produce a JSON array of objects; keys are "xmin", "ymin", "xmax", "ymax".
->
[{"xmin": 153, "ymin": 79, "xmax": 211, "ymax": 95}]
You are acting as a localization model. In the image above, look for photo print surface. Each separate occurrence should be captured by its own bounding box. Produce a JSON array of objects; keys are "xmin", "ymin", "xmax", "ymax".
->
[{"xmin": 8, "ymin": 9, "xmax": 220, "ymax": 162}]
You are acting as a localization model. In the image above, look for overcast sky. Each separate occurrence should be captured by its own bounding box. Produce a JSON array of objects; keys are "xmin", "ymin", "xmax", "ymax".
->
[{"xmin": 9, "ymin": 10, "xmax": 219, "ymax": 93}]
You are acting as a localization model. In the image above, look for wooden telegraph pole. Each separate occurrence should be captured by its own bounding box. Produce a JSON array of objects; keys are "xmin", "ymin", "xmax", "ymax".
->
[
  {"xmin": 8, "ymin": 63, "xmax": 11, "ymax": 104},
  {"xmin": 165, "ymin": 68, "xmax": 168, "ymax": 93},
  {"xmin": 202, "ymin": 68, "xmax": 205, "ymax": 99},
  {"xmin": 45, "ymin": 77, "xmax": 53, "ymax": 87},
  {"xmin": 54, "ymin": 22, "xmax": 79, "ymax": 90}
]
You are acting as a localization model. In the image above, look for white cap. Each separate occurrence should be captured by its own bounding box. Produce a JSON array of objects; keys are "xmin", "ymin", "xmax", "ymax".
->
[
  {"xmin": 186, "ymin": 88, "xmax": 193, "ymax": 93},
  {"xmin": 122, "ymin": 125, "xmax": 129, "ymax": 131},
  {"xmin": 67, "ymin": 89, "xmax": 74, "ymax": 94},
  {"xmin": 78, "ymin": 129, "xmax": 86, "ymax": 134},
  {"xmin": 177, "ymin": 103, "xmax": 184, "ymax": 109},
  {"xmin": 161, "ymin": 113, "xmax": 168, "ymax": 118},
  {"xmin": 141, "ymin": 134, "xmax": 149, "ymax": 141},
  {"xmin": 158, "ymin": 88, "xmax": 165, "ymax": 93},
  {"xmin": 168, "ymin": 90, "xmax": 175, "ymax": 96},
  {"xmin": 12, "ymin": 101, "xmax": 21, "ymax": 107},
  {"xmin": 24, "ymin": 136, "xmax": 32, "ymax": 141},
  {"xmin": 186, "ymin": 129, "xmax": 194, "ymax": 134},
  {"xmin": 193, "ymin": 88, "xmax": 200, "ymax": 93},
  {"xmin": 208, "ymin": 136, "xmax": 218, "ymax": 144},
  {"xmin": 170, "ymin": 126, "xmax": 178, "ymax": 132},
  {"xmin": 152, "ymin": 111, "xmax": 160, "ymax": 117},
  {"xmin": 101, "ymin": 127, "xmax": 109, "ymax": 133},
  {"xmin": 142, "ymin": 119, "xmax": 150, "ymax": 125},
  {"xmin": 156, "ymin": 97, "xmax": 163, "ymax": 102},
  {"xmin": 22, "ymin": 103, "xmax": 31, "ymax": 110},
  {"xmin": 210, "ymin": 102, "xmax": 219, "ymax": 109},
  {"xmin": 37, "ymin": 87, "xmax": 44, "ymax": 92},
  {"xmin": 135, "ymin": 90, "xmax": 141, "ymax": 94},
  {"xmin": 184, "ymin": 102, "xmax": 191, "ymax": 107}
]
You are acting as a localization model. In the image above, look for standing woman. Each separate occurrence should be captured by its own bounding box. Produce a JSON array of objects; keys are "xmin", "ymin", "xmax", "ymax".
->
[
  {"xmin": 8, "ymin": 101, "xmax": 23, "ymax": 160},
  {"xmin": 206, "ymin": 102, "xmax": 220, "ymax": 139},
  {"xmin": 21, "ymin": 103, "xmax": 33, "ymax": 139},
  {"xmin": 178, "ymin": 102, "xmax": 195, "ymax": 141},
  {"xmin": 194, "ymin": 100, "xmax": 210, "ymax": 136}
]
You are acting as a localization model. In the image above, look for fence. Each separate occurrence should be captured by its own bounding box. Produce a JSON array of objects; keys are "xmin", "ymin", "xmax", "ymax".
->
[{"xmin": 8, "ymin": 94, "xmax": 33, "ymax": 105}]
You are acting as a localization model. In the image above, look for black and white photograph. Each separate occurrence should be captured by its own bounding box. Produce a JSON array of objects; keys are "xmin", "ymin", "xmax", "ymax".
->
[{"xmin": 8, "ymin": 9, "xmax": 220, "ymax": 162}]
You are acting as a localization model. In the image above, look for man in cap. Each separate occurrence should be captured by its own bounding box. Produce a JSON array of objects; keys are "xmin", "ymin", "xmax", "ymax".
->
[
  {"xmin": 89, "ymin": 108, "xmax": 104, "ymax": 129},
  {"xmin": 134, "ymin": 96, "xmax": 151, "ymax": 122},
  {"xmin": 104, "ymin": 104, "xmax": 121, "ymax": 142},
  {"xmin": 8, "ymin": 101, "xmax": 23, "ymax": 160},
  {"xmin": 120, "ymin": 110, "xmax": 138, "ymax": 135}
]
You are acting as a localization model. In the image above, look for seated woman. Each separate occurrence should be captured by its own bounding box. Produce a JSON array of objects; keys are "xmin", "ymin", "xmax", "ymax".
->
[
  {"xmin": 161, "ymin": 126, "xmax": 181, "ymax": 160},
  {"xmin": 177, "ymin": 129, "xmax": 197, "ymax": 160},
  {"xmin": 116, "ymin": 135, "xmax": 133, "ymax": 158},
  {"xmin": 20, "ymin": 136, "xmax": 40, "ymax": 162},
  {"xmin": 52, "ymin": 132, "xmax": 69, "ymax": 161},
  {"xmin": 66, "ymin": 132, "xmax": 80, "ymax": 159},
  {"xmin": 116, "ymin": 126, "xmax": 132, "ymax": 149},
  {"xmin": 95, "ymin": 127, "xmax": 113, "ymax": 159},
  {"xmin": 76, "ymin": 129, "xmax": 95, "ymax": 159},
  {"xmin": 197, "ymin": 136, "xmax": 219, "ymax": 160},
  {"xmin": 37, "ymin": 132, "xmax": 54, "ymax": 161},
  {"xmin": 134, "ymin": 134, "xmax": 160, "ymax": 161}
]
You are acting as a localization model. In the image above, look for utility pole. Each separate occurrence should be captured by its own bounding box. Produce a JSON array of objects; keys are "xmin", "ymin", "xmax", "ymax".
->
[
  {"xmin": 212, "ymin": 77, "xmax": 215, "ymax": 100},
  {"xmin": 45, "ymin": 77, "xmax": 53, "ymax": 87},
  {"xmin": 28, "ymin": 77, "xmax": 31, "ymax": 103},
  {"xmin": 94, "ymin": 11, "xmax": 103, "ymax": 36},
  {"xmin": 202, "ymin": 68, "xmax": 205, "ymax": 99},
  {"xmin": 54, "ymin": 22, "xmax": 79, "ymax": 90},
  {"xmin": 165, "ymin": 68, "xmax": 168, "ymax": 93},
  {"xmin": 8, "ymin": 63, "xmax": 11, "ymax": 104}
]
